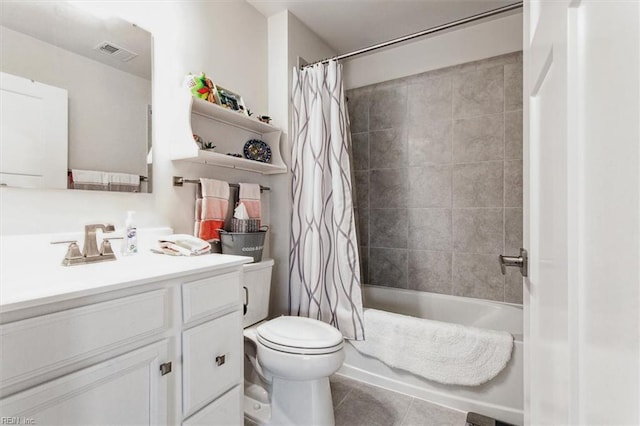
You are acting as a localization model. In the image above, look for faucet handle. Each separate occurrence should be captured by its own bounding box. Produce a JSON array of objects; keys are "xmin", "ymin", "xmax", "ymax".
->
[
  {"xmin": 100, "ymin": 236, "xmax": 123, "ymax": 257},
  {"xmin": 57, "ymin": 241, "xmax": 83, "ymax": 266},
  {"xmin": 100, "ymin": 239, "xmax": 115, "ymax": 257},
  {"xmin": 66, "ymin": 241, "xmax": 82, "ymax": 257}
]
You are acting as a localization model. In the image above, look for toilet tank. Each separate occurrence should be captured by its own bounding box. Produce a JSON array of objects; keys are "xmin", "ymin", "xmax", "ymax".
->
[{"xmin": 242, "ymin": 258, "xmax": 274, "ymax": 328}]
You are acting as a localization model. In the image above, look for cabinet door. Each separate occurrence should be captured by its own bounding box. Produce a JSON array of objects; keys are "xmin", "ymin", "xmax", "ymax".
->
[
  {"xmin": 0, "ymin": 341, "xmax": 170, "ymax": 425},
  {"xmin": 0, "ymin": 72, "xmax": 68, "ymax": 189},
  {"xmin": 182, "ymin": 310, "xmax": 242, "ymax": 417},
  {"xmin": 183, "ymin": 385, "xmax": 241, "ymax": 426}
]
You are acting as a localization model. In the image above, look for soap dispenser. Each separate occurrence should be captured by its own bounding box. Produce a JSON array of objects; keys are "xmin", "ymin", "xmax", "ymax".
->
[{"xmin": 123, "ymin": 211, "xmax": 138, "ymax": 255}]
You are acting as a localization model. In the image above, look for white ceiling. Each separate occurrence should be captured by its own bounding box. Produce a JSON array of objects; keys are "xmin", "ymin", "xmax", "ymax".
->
[
  {"xmin": 248, "ymin": 0, "xmax": 517, "ymax": 55},
  {"xmin": 0, "ymin": 1, "xmax": 151, "ymax": 80}
]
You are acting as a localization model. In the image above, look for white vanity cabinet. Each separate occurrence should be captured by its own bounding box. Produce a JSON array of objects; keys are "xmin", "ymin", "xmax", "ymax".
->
[
  {"xmin": 0, "ymin": 258, "xmax": 248, "ymax": 426},
  {"xmin": 0, "ymin": 340, "xmax": 170, "ymax": 425},
  {"xmin": 180, "ymin": 271, "xmax": 244, "ymax": 421}
]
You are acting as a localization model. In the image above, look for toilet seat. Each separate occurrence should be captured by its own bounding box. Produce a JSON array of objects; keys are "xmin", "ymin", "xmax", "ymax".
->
[{"xmin": 256, "ymin": 316, "xmax": 344, "ymax": 355}]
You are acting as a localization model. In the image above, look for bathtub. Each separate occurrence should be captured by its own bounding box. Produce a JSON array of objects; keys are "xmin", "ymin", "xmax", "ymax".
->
[{"xmin": 338, "ymin": 285, "xmax": 524, "ymax": 425}]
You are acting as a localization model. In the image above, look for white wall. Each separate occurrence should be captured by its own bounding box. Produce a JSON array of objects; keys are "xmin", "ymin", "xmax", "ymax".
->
[
  {"xmin": 343, "ymin": 12, "xmax": 523, "ymax": 89},
  {"xmin": 0, "ymin": 1, "xmax": 270, "ymax": 236},
  {"xmin": 267, "ymin": 11, "xmax": 336, "ymax": 315},
  {"xmin": 0, "ymin": 26, "xmax": 151, "ymax": 176}
]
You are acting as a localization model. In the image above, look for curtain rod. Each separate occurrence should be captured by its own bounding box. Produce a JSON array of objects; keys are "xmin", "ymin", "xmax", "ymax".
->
[
  {"xmin": 301, "ymin": 2, "xmax": 523, "ymax": 69},
  {"xmin": 172, "ymin": 176, "xmax": 270, "ymax": 191}
]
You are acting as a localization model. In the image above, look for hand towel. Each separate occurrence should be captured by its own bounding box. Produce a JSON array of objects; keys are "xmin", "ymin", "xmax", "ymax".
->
[
  {"xmin": 157, "ymin": 234, "xmax": 211, "ymax": 256},
  {"xmin": 107, "ymin": 172, "xmax": 141, "ymax": 193},
  {"xmin": 239, "ymin": 183, "xmax": 261, "ymax": 225},
  {"xmin": 196, "ymin": 178, "xmax": 229, "ymax": 242},
  {"xmin": 71, "ymin": 169, "xmax": 108, "ymax": 191},
  {"xmin": 194, "ymin": 198, "xmax": 202, "ymax": 239},
  {"xmin": 350, "ymin": 308, "xmax": 514, "ymax": 386}
]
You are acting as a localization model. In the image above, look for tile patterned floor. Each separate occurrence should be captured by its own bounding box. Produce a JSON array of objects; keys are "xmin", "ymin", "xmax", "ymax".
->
[
  {"xmin": 331, "ymin": 374, "xmax": 467, "ymax": 426},
  {"xmin": 245, "ymin": 374, "xmax": 467, "ymax": 426}
]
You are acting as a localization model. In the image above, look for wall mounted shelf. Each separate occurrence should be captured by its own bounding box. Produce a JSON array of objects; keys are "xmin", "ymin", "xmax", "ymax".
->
[{"xmin": 171, "ymin": 93, "xmax": 286, "ymax": 175}]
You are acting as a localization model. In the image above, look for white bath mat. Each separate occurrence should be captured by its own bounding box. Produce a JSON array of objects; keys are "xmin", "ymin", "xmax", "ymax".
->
[{"xmin": 350, "ymin": 308, "xmax": 514, "ymax": 386}]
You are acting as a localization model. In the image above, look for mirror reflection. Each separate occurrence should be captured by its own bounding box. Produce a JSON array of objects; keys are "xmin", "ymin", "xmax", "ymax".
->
[{"xmin": 0, "ymin": 1, "xmax": 152, "ymax": 193}]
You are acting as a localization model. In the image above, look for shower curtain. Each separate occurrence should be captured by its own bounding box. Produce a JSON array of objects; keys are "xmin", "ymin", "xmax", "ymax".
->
[{"xmin": 290, "ymin": 60, "xmax": 365, "ymax": 340}]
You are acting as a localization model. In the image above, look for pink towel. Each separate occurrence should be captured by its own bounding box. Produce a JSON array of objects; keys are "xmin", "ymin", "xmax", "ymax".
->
[
  {"xmin": 195, "ymin": 178, "xmax": 229, "ymax": 242},
  {"xmin": 239, "ymin": 183, "xmax": 262, "ymax": 224}
]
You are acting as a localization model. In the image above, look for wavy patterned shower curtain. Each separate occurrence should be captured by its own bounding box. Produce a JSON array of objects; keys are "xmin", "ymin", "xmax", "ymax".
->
[{"xmin": 290, "ymin": 60, "xmax": 365, "ymax": 340}]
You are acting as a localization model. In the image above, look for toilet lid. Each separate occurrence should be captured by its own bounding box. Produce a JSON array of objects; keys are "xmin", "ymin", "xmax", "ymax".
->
[{"xmin": 257, "ymin": 316, "xmax": 344, "ymax": 354}]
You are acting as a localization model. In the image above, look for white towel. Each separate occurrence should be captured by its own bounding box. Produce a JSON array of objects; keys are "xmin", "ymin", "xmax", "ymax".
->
[
  {"xmin": 107, "ymin": 172, "xmax": 141, "ymax": 193},
  {"xmin": 71, "ymin": 169, "xmax": 108, "ymax": 191},
  {"xmin": 351, "ymin": 308, "xmax": 513, "ymax": 386},
  {"xmin": 107, "ymin": 172, "xmax": 140, "ymax": 186},
  {"xmin": 71, "ymin": 169, "xmax": 108, "ymax": 185}
]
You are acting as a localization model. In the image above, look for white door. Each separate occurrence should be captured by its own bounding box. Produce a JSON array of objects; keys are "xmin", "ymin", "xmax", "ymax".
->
[
  {"xmin": 0, "ymin": 341, "xmax": 170, "ymax": 425},
  {"xmin": 524, "ymin": 1, "xmax": 640, "ymax": 424},
  {"xmin": 0, "ymin": 72, "xmax": 68, "ymax": 189}
]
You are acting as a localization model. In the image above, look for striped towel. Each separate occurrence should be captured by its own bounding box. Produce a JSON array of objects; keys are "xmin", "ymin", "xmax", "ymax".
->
[
  {"xmin": 195, "ymin": 178, "xmax": 229, "ymax": 242},
  {"xmin": 239, "ymin": 183, "xmax": 261, "ymax": 226}
]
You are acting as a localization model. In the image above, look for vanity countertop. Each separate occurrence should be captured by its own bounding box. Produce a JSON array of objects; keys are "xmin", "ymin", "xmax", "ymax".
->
[{"xmin": 0, "ymin": 228, "xmax": 253, "ymax": 313}]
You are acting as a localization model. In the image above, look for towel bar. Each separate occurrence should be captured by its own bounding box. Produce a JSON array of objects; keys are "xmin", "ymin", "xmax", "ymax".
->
[
  {"xmin": 172, "ymin": 176, "xmax": 270, "ymax": 191},
  {"xmin": 67, "ymin": 170, "xmax": 148, "ymax": 182}
]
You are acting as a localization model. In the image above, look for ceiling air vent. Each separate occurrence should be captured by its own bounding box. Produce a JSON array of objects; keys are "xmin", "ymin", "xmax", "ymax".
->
[{"xmin": 94, "ymin": 41, "xmax": 138, "ymax": 62}]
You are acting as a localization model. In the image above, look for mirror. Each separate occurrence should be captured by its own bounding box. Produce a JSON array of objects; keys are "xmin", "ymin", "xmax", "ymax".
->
[{"xmin": 0, "ymin": 1, "xmax": 152, "ymax": 193}]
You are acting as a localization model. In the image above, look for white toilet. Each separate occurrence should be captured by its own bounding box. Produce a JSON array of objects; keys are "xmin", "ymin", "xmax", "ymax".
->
[{"xmin": 242, "ymin": 259, "xmax": 345, "ymax": 425}]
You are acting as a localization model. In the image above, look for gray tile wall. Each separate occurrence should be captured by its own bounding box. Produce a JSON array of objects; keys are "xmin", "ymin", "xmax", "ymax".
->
[{"xmin": 348, "ymin": 52, "xmax": 523, "ymax": 304}]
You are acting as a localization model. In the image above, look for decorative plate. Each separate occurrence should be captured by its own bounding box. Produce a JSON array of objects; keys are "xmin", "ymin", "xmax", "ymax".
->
[{"xmin": 244, "ymin": 139, "xmax": 271, "ymax": 163}]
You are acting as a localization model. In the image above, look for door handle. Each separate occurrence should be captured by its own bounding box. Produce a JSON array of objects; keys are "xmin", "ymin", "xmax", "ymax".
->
[{"xmin": 499, "ymin": 248, "xmax": 528, "ymax": 277}]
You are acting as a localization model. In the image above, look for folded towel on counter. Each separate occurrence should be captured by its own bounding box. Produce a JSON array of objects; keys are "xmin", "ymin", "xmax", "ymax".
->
[
  {"xmin": 350, "ymin": 308, "xmax": 514, "ymax": 386},
  {"xmin": 71, "ymin": 169, "xmax": 108, "ymax": 191},
  {"xmin": 239, "ymin": 183, "xmax": 261, "ymax": 225},
  {"xmin": 195, "ymin": 178, "xmax": 229, "ymax": 242},
  {"xmin": 155, "ymin": 234, "xmax": 211, "ymax": 256},
  {"xmin": 107, "ymin": 172, "xmax": 141, "ymax": 193}
]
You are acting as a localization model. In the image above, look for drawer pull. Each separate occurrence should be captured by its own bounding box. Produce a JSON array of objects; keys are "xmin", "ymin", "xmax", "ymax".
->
[
  {"xmin": 243, "ymin": 286, "xmax": 249, "ymax": 315},
  {"xmin": 160, "ymin": 361, "xmax": 172, "ymax": 376},
  {"xmin": 215, "ymin": 355, "xmax": 226, "ymax": 366}
]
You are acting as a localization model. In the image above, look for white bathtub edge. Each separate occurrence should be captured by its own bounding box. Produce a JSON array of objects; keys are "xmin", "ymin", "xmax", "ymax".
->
[{"xmin": 338, "ymin": 361, "xmax": 524, "ymax": 426}]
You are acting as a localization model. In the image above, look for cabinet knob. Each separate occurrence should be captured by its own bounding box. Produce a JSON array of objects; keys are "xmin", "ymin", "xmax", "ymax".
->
[
  {"xmin": 215, "ymin": 355, "xmax": 226, "ymax": 366},
  {"xmin": 159, "ymin": 362, "xmax": 172, "ymax": 376}
]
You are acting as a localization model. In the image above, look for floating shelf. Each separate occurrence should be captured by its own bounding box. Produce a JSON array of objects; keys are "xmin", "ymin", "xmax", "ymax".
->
[
  {"xmin": 191, "ymin": 97, "xmax": 278, "ymax": 134},
  {"xmin": 172, "ymin": 93, "xmax": 286, "ymax": 175},
  {"xmin": 180, "ymin": 150, "xmax": 287, "ymax": 175}
]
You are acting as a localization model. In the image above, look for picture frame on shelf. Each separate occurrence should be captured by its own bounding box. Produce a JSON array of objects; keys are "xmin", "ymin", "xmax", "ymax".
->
[{"xmin": 216, "ymin": 85, "xmax": 248, "ymax": 115}]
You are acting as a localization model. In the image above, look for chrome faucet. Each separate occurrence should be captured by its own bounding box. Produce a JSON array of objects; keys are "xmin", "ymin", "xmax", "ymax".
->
[{"xmin": 55, "ymin": 223, "xmax": 118, "ymax": 266}]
